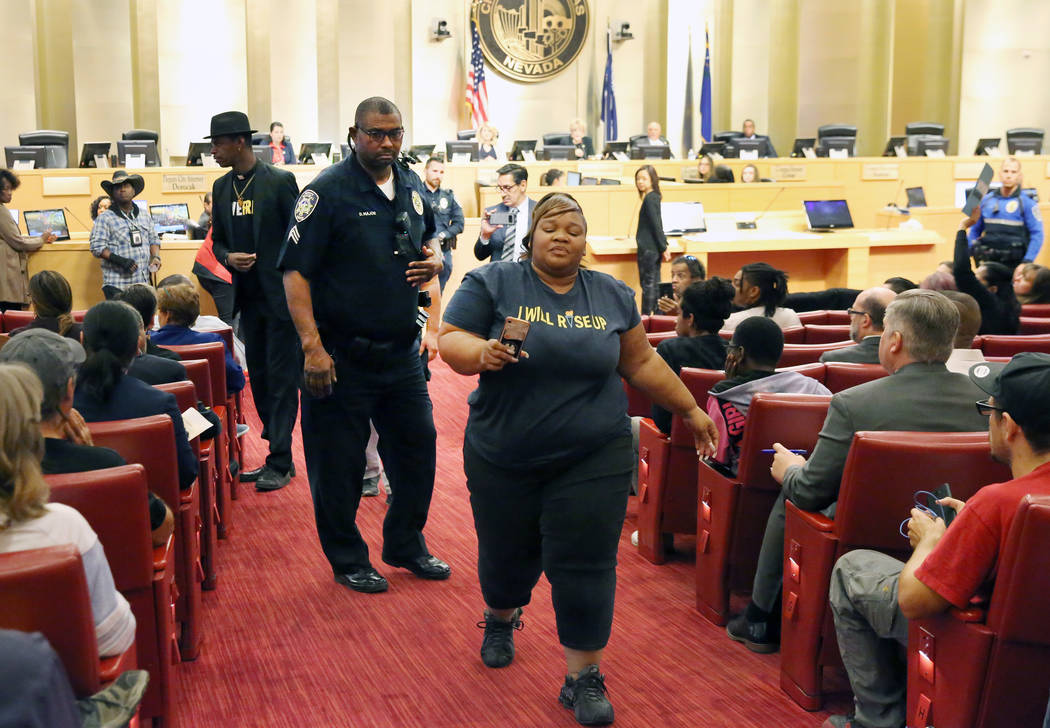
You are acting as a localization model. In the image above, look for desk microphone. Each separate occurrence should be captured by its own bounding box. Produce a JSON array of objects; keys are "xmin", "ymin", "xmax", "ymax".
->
[
  {"xmin": 737, "ymin": 185, "xmax": 786, "ymax": 230},
  {"xmin": 64, "ymin": 207, "xmax": 90, "ymax": 232}
]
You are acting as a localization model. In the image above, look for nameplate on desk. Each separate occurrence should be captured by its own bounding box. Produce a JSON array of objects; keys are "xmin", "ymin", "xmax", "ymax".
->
[
  {"xmin": 769, "ymin": 164, "xmax": 806, "ymax": 181},
  {"xmin": 41, "ymin": 177, "xmax": 91, "ymax": 196},
  {"xmin": 954, "ymin": 162, "xmax": 986, "ymax": 180},
  {"xmin": 862, "ymin": 163, "xmax": 899, "ymax": 180},
  {"xmin": 12, "ymin": 160, "xmax": 35, "ymax": 170},
  {"xmin": 162, "ymin": 174, "xmax": 208, "ymax": 193},
  {"xmin": 126, "ymin": 154, "xmax": 146, "ymax": 169}
]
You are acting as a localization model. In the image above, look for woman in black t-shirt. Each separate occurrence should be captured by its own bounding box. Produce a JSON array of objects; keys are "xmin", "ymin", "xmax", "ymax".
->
[
  {"xmin": 439, "ymin": 192, "xmax": 717, "ymax": 726},
  {"xmin": 634, "ymin": 165, "xmax": 669, "ymax": 315}
]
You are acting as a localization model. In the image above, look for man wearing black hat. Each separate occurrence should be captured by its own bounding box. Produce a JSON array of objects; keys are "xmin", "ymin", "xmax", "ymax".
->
[
  {"xmin": 822, "ymin": 353, "xmax": 1050, "ymax": 728},
  {"xmin": 207, "ymin": 110, "xmax": 301, "ymax": 492},
  {"xmin": 89, "ymin": 170, "xmax": 161, "ymax": 299}
]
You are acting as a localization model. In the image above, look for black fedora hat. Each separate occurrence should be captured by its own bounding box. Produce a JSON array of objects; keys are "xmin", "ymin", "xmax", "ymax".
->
[
  {"xmin": 204, "ymin": 111, "xmax": 257, "ymax": 139},
  {"xmin": 100, "ymin": 170, "xmax": 145, "ymax": 197}
]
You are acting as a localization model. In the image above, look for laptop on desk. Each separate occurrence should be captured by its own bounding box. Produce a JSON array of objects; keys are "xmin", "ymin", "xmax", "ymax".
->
[{"xmin": 661, "ymin": 201, "xmax": 707, "ymax": 236}]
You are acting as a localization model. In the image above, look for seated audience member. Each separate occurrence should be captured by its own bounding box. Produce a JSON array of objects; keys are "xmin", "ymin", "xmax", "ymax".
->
[
  {"xmin": 707, "ymin": 317, "xmax": 830, "ymax": 474},
  {"xmin": 942, "ymin": 290, "xmax": 985, "ymax": 375},
  {"xmin": 9, "ymin": 270, "xmax": 82, "ymax": 342},
  {"xmin": 826, "ymin": 353, "xmax": 1050, "ymax": 728},
  {"xmin": 568, "ymin": 118, "xmax": 593, "ymax": 158},
  {"xmin": 73, "ymin": 301, "xmax": 198, "ymax": 491},
  {"xmin": 89, "ymin": 195, "xmax": 111, "ymax": 221},
  {"xmin": 151, "ymin": 283, "xmax": 245, "ymax": 394},
  {"xmin": 0, "ymin": 629, "xmax": 81, "ymax": 728},
  {"xmin": 157, "ymin": 273, "xmax": 247, "ymax": 368},
  {"xmin": 955, "ymin": 217, "xmax": 1021, "ymax": 334},
  {"xmin": 920, "ymin": 270, "xmax": 956, "ymax": 291},
  {"xmin": 726, "ymin": 290, "xmax": 987, "ymax": 653},
  {"xmin": 126, "ymin": 310, "xmax": 187, "ymax": 386},
  {"xmin": 1014, "ymin": 262, "xmax": 1050, "ymax": 304},
  {"xmin": 695, "ymin": 154, "xmax": 714, "ymax": 182},
  {"xmin": 724, "ymin": 263, "xmax": 802, "ymax": 331},
  {"xmin": 542, "ymin": 168, "xmax": 565, "ymax": 187},
  {"xmin": 657, "ymin": 254, "xmax": 706, "ymax": 315},
  {"xmin": 477, "ymin": 123, "xmax": 503, "ymax": 161},
  {"xmin": 740, "ymin": 164, "xmax": 760, "ymax": 183},
  {"xmin": 883, "ymin": 277, "xmax": 918, "ymax": 294},
  {"xmin": 268, "ymin": 121, "xmax": 295, "ymax": 165},
  {"xmin": 709, "ymin": 164, "xmax": 735, "ymax": 183},
  {"xmin": 819, "ymin": 287, "xmax": 896, "ymax": 364},
  {"xmin": 649, "ymin": 278, "xmax": 735, "ymax": 434},
  {"xmin": 118, "ymin": 283, "xmax": 180, "ymax": 361},
  {"xmin": 0, "ymin": 364, "xmax": 136, "ymax": 657},
  {"xmin": 0, "ymin": 329, "xmax": 174, "ymax": 547}
]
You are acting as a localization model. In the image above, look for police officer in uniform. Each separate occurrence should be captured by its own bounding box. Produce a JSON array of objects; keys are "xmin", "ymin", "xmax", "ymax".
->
[
  {"xmin": 278, "ymin": 96, "xmax": 449, "ymax": 594},
  {"xmin": 419, "ymin": 157, "xmax": 464, "ymax": 293},
  {"xmin": 969, "ymin": 156, "xmax": 1044, "ymax": 268}
]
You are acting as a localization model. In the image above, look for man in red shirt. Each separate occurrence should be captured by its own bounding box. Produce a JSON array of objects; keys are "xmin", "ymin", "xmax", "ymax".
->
[{"xmin": 823, "ymin": 352, "xmax": 1050, "ymax": 728}]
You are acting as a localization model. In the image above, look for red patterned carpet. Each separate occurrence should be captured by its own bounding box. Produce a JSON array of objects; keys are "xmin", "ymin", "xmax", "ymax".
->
[{"xmin": 172, "ymin": 360, "xmax": 849, "ymax": 727}]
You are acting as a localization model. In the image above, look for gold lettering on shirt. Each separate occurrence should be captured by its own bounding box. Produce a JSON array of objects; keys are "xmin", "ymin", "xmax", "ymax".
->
[
  {"xmin": 232, "ymin": 200, "xmax": 254, "ymax": 216},
  {"xmin": 516, "ymin": 305, "xmax": 608, "ymax": 330}
]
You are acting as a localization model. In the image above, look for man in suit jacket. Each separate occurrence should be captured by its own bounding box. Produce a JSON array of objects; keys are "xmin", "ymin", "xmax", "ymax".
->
[
  {"xmin": 819, "ymin": 287, "xmax": 897, "ymax": 364},
  {"xmin": 727, "ymin": 291, "xmax": 989, "ymax": 653},
  {"xmin": 207, "ymin": 111, "xmax": 300, "ymax": 492},
  {"xmin": 474, "ymin": 163, "xmax": 536, "ymax": 263}
]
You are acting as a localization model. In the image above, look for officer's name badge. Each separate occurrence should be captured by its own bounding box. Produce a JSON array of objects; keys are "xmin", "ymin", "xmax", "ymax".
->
[
  {"xmin": 294, "ymin": 190, "xmax": 319, "ymax": 222},
  {"xmin": 412, "ymin": 189, "xmax": 424, "ymax": 216}
]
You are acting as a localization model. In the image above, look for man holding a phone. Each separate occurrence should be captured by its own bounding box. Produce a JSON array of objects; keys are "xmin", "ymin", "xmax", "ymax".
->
[
  {"xmin": 822, "ymin": 353, "xmax": 1050, "ymax": 728},
  {"xmin": 474, "ymin": 163, "xmax": 535, "ymax": 263}
]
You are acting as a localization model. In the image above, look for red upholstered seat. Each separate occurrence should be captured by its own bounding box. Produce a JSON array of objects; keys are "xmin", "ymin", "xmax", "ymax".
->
[
  {"xmin": 906, "ymin": 495, "xmax": 1050, "ymax": 728},
  {"xmin": 72, "ymin": 309, "xmax": 86, "ymax": 322},
  {"xmin": 720, "ymin": 325, "xmax": 806, "ymax": 343},
  {"xmin": 797, "ymin": 310, "xmax": 830, "ymax": 325},
  {"xmin": 780, "ymin": 431, "xmax": 1010, "ymax": 710},
  {"xmin": 47, "ymin": 465, "xmax": 175, "ymax": 726},
  {"xmin": 87, "ymin": 415, "xmax": 204, "ymax": 661},
  {"xmin": 778, "ymin": 341, "xmax": 855, "ymax": 367},
  {"xmin": 180, "ymin": 358, "xmax": 231, "ymax": 541},
  {"xmin": 777, "ymin": 361, "xmax": 827, "ymax": 384},
  {"xmin": 695, "ymin": 393, "xmax": 832, "ymax": 625},
  {"xmin": 640, "ymin": 314, "xmax": 651, "ymax": 332},
  {"xmin": 803, "ymin": 324, "xmax": 852, "ymax": 344},
  {"xmin": 1021, "ymin": 303, "xmax": 1050, "ymax": 317},
  {"xmin": 979, "ymin": 334, "xmax": 1050, "ymax": 356},
  {"xmin": 822, "ymin": 362, "xmax": 887, "ymax": 393},
  {"xmin": 0, "ymin": 545, "xmax": 137, "ymax": 698},
  {"xmin": 648, "ymin": 314, "xmax": 677, "ymax": 332},
  {"xmin": 1, "ymin": 309, "xmax": 33, "ymax": 332},
  {"xmin": 635, "ymin": 367, "xmax": 724, "ymax": 564},
  {"xmin": 646, "ymin": 330, "xmax": 676, "ymax": 346},
  {"xmin": 624, "ymin": 378, "xmax": 651, "ymax": 418},
  {"xmin": 1018, "ymin": 316, "xmax": 1050, "ymax": 334}
]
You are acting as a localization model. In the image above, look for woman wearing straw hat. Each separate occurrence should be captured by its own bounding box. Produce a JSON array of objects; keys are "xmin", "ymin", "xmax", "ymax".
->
[{"xmin": 88, "ymin": 170, "xmax": 161, "ymax": 299}]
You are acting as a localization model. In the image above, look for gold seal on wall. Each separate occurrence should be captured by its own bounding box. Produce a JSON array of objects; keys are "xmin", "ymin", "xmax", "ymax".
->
[{"xmin": 473, "ymin": 0, "xmax": 590, "ymax": 83}]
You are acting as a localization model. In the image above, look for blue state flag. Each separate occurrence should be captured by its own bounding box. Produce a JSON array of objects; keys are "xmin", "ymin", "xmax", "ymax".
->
[
  {"xmin": 600, "ymin": 31, "xmax": 617, "ymax": 142},
  {"xmin": 700, "ymin": 25, "xmax": 713, "ymax": 143}
]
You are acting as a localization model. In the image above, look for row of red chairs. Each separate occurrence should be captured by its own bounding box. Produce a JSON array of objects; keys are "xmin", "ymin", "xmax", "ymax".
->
[{"xmin": 0, "ymin": 309, "xmax": 85, "ymax": 332}]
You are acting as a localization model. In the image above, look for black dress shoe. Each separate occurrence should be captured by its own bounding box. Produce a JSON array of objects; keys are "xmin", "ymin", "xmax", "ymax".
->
[
  {"xmin": 382, "ymin": 554, "xmax": 451, "ymax": 580},
  {"xmin": 256, "ymin": 466, "xmax": 292, "ymax": 492},
  {"xmin": 241, "ymin": 462, "xmax": 295, "ymax": 483},
  {"xmin": 334, "ymin": 567, "xmax": 388, "ymax": 593}
]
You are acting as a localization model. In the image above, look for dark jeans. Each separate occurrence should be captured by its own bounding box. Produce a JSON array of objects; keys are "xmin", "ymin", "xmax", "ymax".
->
[
  {"xmin": 637, "ymin": 249, "xmax": 661, "ymax": 315},
  {"xmin": 300, "ymin": 343, "xmax": 436, "ymax": 572},
  {"xmin": 240, "ymin": 300, "xmax": 300, "ymax": 474},
  {"xmin": 198, "ymin": 275, "xmax": 236, "ymax": 328},
  {"xmin": 464, "ymin": 435, "xmax": 632, "ymax": 651}
]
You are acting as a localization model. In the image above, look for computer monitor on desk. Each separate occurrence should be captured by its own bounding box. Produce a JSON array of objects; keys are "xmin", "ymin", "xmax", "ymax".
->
[
  {"xmin": 510, "ymin": 140, "xmax": 537, "ymax": 161},
  {"xmin": 882, "ymin": 136, "xmax": 907, "ymax": 157},
  {"xmin": 252, "ymin": 145, "xmax": 271, "ymax": 164},
  {"xmin": 602, "ymin": 141, "xmax": 628, "ymax": 160},
  {"xmin": 916, "ymin": 136, "xmax": 949, "ymax": 157},
  {"xmin": 445, "ymin": 141, "xmax": 478, "ymax": 162},
  {"xmin": 5, "ymin": 146, "xmax": 47, "ymax": 169},
  {"xmin": 661, "ymin": 202, "xmax": 706, "ymax": 235},
  {"xmin": 699, "ymin": 141, "xmax": 726, "ymax": 158},
  {"xmin": 790, "ymin": 138, "xmax": 816, "ymax": 158},
  {"xmin": 78, "ymin": 142, "xmax": 112, "ymax": 168},
  {"xmin": 185, "ymin": 142, "xmax": 214, "ymax": 166},
  {"xmin": 818, "ymin": 137, "xmax": 855, "ymax": 158},
  {"xmin": 730, "ymin": 138, "xmax": 767, "ymax": 159},
  {"xmin": 298, "ymin": 143, "xmax": 332, "ymax": 164},
  {"xmin": 542, "ymin": 145, "xmax": 575, "ymax": 161},
  {"xmin": 804, "ymin": 200, "xmax": 854, "ymax": 230},
  {"xmin": 1007, "ymin": 137, "xmax": 1043, "ymax": 155},
  {"xmin": 409, "ymin": 144, "xmax": 436, "ymax": 161},
  {"xmin": 23, "ymin": 209, "xmax": 70, "ymax": 241},
  {"xmin": 906, "ymin": 187, "xmax": 927, "ymax": 208},
  {"xmin": 565, "ymin": 171, "xmax": 582, "ymax": 186},
  {"xmin": 117, "ymin": 140, "xmax": 160, "ymax": 167},
  {"xmin": 631, "ymin": 145, "xmax": 671, "ymax": 160},
  {"xmin": 149, "ymin": 203, "xmax": 190, "ymax": 235},
  {"xmin": 974, "ymin": 137, "xmax": 1002, "ymax": 156}
]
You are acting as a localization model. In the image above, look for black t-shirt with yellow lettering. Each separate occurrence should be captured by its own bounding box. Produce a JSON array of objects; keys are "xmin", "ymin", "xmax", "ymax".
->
[
  {"xmin": 230, "ymin": 167, "xmax": 261, "ymax": 300},
  {"xmin": 443, "ymin": 261, "xmax": 641, "ymax": 468}
]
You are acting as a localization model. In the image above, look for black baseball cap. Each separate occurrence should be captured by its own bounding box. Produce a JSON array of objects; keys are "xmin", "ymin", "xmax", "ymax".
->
[{"xmin": 969, "ymin": 353, "xmax": 1050, "ymax": 429}]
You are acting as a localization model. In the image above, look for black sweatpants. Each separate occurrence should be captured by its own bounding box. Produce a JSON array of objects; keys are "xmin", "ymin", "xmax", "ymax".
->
[
  {"xmin": 637, "ymin": 249, "xmax": 661, "ymax": 315},
  {"xmin": 464, "ymin": 435, "xmax": 632, "ymax": 651}
]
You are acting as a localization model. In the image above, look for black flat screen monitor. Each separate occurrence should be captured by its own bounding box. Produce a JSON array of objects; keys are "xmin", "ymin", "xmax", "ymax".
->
[
  {"xmin": 117, "ymin": 140, "xmax": 160, "ymax": 167},
  {"xmin": 298, "ymin": 143, "xmax": 332, "ymax": 164},
  {"xmin": 630, "ymin": 145, "xmax": 671, "ymax": 160},
  {"xmin": 509, "ymin": 140, "xmax": 537, "ymax": 161},
  {"xmin": 906, "ymin": 187, "xmax": 927, "ymax": 208},
  {"xmin": 149, "ymin": 203, "xmax": 190, "ymax": 234},
  {"xmin": 185, "ymin": 142, "xmax": 213, "ymax": 166},
  {"xmin": 882, "ymin": 136, "xmax": 907, "ymax": 156},
  {"xmin": 699, "ymin": 142, "xmax": 726, "ymax": 157},
  {"xmin": 602, "ymin": 141, "xmax": 628, "ymax": 159},
  {"xmin": 661, "ymin": 202, "xmax": 706, "ymax": 235},
  {"xmin": 790, "ymin": 138, "xmax": 816, "ymax": 157},
  {"xmin": 542, "ymin": 144, "xmax": 575, "ymax": 161},
  {"xmin": 565, "ymin": 171, "xmax": 582, "ymax": 186},
  {"xmin": 818, "ymin": 137, "xmax": 855, "ymax": 157},
  {"xmin": 804, "ymin": 199, "xmax": 854, "ymax": 230},
  {"xmin": 580, "ymin": 176, "xmax": 598, "ymax": 186},
  {"xmin": 916, "ymin": 136, "xmax": 949, "ymax": 156},
  {"xmin": 599, "ymin": 178, "xmax": 621, "ymax": 185},
  {"xmin": 444, "ymin": 141, "xmax": 478, "ymax": 162},
  {"xmin": 5, "ymin": 146, "xmax": 47, "ymax": 169},
  {"xmin": 23, "ymin": 209, "xmax": 70, "ymax": 241},
  {"xmin": 410, "ymin": 144, "xmax": 436, "ymax": 160},
  {"xmin": 252, "ymin": 145, "xmax": 271, "ymax": 164},
  {"xmin": 1007, "ymin": 137, "xmax": 1043, "ymax": 155},
  {"xmin": 78, "ymin": 142, "xmax": 112, "ymax": 168},
  {"xmin": 732, "ymin": 138, "xmax": 766, "ymax": 158},
  {"xmin": 974, "ymin": 137, "xmax": 1002, "ymax": 155}
]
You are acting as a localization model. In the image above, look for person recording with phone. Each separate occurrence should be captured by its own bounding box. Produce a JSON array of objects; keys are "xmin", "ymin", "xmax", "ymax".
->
[
  {"xmin": 475, "ymin": 163, "xmax": 535, "ymax": 263},
  {"xmin": 439, "ymin": 192, "xmax": 718, "ymax": 726}
]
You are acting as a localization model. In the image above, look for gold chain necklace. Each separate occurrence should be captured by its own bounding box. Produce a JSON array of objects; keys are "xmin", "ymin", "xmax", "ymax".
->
[{"xmin": 233, "ymin": 174, "xmax": 255, "ymax": 205}]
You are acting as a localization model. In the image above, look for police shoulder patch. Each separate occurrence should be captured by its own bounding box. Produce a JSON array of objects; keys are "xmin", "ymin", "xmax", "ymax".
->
[
  {"xmin": 411, "ymin": 189, "xmax": 424, "ymax": 216},
  {"xmin": 1033, "ymin": 204, "xmax": 1043, "ymax": 221},
  {"xmin": 294, "ymin": 190, "xmax": 320, "ymax": 222}
]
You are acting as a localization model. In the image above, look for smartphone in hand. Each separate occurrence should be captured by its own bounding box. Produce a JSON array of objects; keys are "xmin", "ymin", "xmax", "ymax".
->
[
  {"xmin": 498, "ymin": 316, "xmax": 530, "ymax": 358},
  {"xmin": 489, "ymin": 209, "xmax": 517, "ymax": 227},
  {"xmin": 658, "ymin": 282, "xmax": 674, "ymax": 299},
  {"xmin": 931, "ymin": 482, "xmax": 956, "ymax": 527}
]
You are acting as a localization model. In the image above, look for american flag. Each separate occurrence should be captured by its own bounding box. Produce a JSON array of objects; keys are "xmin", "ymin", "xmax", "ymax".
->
[{"xmin": 466, "ymin": 19, "xmax": 489, "ymax": 128}]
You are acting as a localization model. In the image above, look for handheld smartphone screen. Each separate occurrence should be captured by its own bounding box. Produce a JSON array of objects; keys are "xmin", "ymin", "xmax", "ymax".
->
[
  {"xmin": 489, "ymin": 209, "xmax": 517, "ymax": 227},
  {"xmin": 931, "ymin": 482, "xmax": 955, "ymax": 527},
  {"xmin": 658, "ymin": 282, "xmax": 674, "ymax": 299},
  {"xmin": 498, "ymin": 316, "xmax": 530, "ymax": 358}
]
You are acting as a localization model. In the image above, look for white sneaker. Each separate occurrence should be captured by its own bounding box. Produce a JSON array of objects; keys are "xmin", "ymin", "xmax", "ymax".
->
[
  {"xmin": 630, "ymin": 530, "xmax": 639, "ymax": 547},
  {"xmin": 236, "ymin": 423, "xmax": 250, "ymax": 438}
]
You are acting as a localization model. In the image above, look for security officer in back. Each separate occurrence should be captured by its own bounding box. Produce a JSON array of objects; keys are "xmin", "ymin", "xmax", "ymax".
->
[
  {"xmin": 278, "ymin": 96, "xmax": 449, "ymax": 594},
  {"xmin": 420, "ymin": 156, "xmax": 463, "ymax": 293},
  {"xmin": 968, "ymin": 156, "xmax": 1044, "ymax": 268}
]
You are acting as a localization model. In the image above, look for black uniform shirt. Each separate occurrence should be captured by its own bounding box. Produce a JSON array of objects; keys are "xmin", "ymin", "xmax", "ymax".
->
[
  {"xmin": 278, "ymin": 154, "xmax": 436, "ymax": 343},
  {"xmin": 420, "ymin": 184, "xmax": 464, "ymax": 250}
]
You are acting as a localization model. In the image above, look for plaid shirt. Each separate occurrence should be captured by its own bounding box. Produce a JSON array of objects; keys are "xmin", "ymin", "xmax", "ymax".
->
[{"xmin": 89, "ymin": 205, "xmax": 160, "ymax": 288}]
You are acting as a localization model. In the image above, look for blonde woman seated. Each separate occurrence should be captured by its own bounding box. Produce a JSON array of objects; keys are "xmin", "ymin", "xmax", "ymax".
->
[
  {"xmin": 0, "ymin": 363, "xmax": 136, "ymax": 657},
  {"xmin": 478, "ymin": 123, "xmax": 505, "ymax": 162},
  {"xmin": 568, "ymin": 119, "xmax": 594, "ymax": 159}
]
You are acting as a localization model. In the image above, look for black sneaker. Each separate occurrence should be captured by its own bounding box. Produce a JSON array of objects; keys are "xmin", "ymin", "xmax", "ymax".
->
[
  {"xmin": 476, "ymin": 608, "xmax": 523, "ymax": 668},
  {"xmin": 559, "ymin": 664, "xmax": 614, "ymax": 726},
  {"xmin": 726, "ymin": 612, "xmax": 779, "ymax": 653}
]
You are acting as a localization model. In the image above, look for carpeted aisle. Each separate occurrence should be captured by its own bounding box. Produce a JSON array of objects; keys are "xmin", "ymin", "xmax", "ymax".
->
[{"xmin": 172, "ymin": 359, "xmax": 848, "ymax": 727}]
